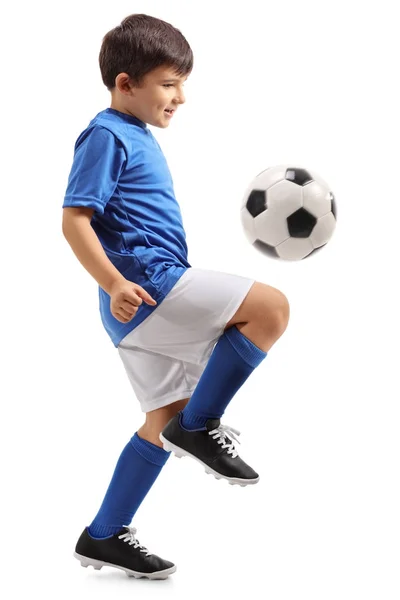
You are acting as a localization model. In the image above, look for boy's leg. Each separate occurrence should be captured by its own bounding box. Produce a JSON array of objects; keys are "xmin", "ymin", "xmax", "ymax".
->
[
  {"xmin": 181, "ymin": 281, "xmax": 289, "ymax": 425},
  {"xmin": 137, "ymin": 398, "xmax": 190, "ymax": 447},
  {"xmin": 160, "ymin": 282, "xmax": 290, "ymax": 484},
  {"xmin": 225, "ymin": 282, "xmax": 290, "ymax": 351},
  {"xmin": 88, "ymin": 398, "xmax": 189, "ymax": 539},
  {"xmin": 74, "ymin": 398, "xmax": 189, "ymax": 579}
]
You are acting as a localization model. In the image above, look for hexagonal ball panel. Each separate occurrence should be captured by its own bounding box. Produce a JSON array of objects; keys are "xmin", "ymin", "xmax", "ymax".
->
[
  {"xmin": 306, "ymin": 244, "xmax": 327, "ymax": 258},
  {"xmin": 307, "ymin": 169, "xmax": 331, "ymax": 191},
  {"xmin": 310, "ymin": 212, "xmax": 336, "ymax": 248},
  {"xmin": 303, "ymin": 181, "xmax": 332, "ymax": 217},
  {"xmin": 276, "ymin": 237, "xmax": 314, "ymax": 260},
  {"xmin": 254, "ymin": 207, "xmax": 290, "ymax": 246},
  {"xmin": 240, "ymin": 207, "xmax": 257, "ymax": 243},
  {"xmin": 253, "ymin": 240, "xmax": 279, "ymax": 258},
  {"xmin": 254, "ymin": 165, "xmax": 288, "ymax": 189},
  {"xmin": 266, "ymin": 180, "xmax": 303, "ymax": 214},
  {"xmin": 287, "ymin": 208, "xmax": 317, "ymax": 238},
  {"xmin": 241, "ymin": 166, "xmax": 287, "ymax": 210}
]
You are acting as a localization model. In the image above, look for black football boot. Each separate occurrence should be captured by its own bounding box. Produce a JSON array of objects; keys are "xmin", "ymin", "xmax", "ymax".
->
[
  {"xmin": 74, "ymin": 526, "xmax": 176, "ymax": 580},
  {"xmin": 159, "ymin": 410, "xmax": 259, "ymax": 486}
]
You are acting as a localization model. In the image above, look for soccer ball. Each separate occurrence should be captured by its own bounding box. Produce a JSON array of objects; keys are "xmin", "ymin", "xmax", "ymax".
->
[{"xmin": 240, "ymin": 165, "xmax": 337, "ymax": 260}]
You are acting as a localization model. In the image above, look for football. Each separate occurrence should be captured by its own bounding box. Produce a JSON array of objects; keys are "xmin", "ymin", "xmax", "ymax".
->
[{"xmin": 240, "ymin": 166, "xmax": 337, "ymax": 260}]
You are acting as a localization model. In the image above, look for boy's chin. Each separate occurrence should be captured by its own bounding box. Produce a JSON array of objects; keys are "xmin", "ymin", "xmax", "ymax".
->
[
  {"xmin": 154, "ymin": 121, "xmax": 171, "ymax": 129},
  {"xmin": 145, "ymin": 115, "xmax": 170, "ymax": 128}
]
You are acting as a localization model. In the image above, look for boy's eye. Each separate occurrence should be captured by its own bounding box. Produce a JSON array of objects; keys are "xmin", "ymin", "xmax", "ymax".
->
[{"xmin": 163, "ymin": 83, "xmax": 186, "ymax": 88}]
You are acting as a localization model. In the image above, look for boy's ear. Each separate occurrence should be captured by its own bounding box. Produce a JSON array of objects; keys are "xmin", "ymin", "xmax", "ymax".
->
[{"xmin": 115, "ymin": 73, "xmax": 135, "ymax": 95}]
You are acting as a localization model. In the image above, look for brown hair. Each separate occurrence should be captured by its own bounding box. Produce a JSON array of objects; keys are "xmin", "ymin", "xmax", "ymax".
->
[{"xmin": 99, "ymin": 13, "xmax": 194, "ymax": 90}]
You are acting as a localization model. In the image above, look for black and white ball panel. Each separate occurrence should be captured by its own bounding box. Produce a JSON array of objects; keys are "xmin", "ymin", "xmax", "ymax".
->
[{"xmin": 240, "ymin": 166, "xmax": 336, "ymax": 260}]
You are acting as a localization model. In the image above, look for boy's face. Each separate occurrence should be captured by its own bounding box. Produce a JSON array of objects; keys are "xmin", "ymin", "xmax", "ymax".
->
[{"xmin": 112, "ymin": 65, "xmax": 189, "ymax": 128}]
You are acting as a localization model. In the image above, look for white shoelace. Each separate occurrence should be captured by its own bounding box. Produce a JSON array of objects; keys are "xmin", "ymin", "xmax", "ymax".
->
[
  {"xmin": 208, "ymin": 423, "xmax": 241, "ymax": 458},
  {"xmin": 118, "ymin": 527, "xmax": 151, "ymax": 556}
]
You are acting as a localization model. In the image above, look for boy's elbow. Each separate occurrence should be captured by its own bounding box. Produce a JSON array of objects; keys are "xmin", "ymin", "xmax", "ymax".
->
[
  {"xmin": 62, "ymin": 212, "xmax": 70, "ymax": 238},
  {"xmin": 62, "ymin": 206, "xmax": 95, "ymax": 235}
]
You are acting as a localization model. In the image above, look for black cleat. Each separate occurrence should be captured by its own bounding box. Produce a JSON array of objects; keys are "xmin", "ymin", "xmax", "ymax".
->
[
  {"xmin": 159, "ymin": 411, "xmax": 259, "ymax": 486},
  {"xmin": 74, "ymin": 526, "xmax": 176, "ymax": 580}
]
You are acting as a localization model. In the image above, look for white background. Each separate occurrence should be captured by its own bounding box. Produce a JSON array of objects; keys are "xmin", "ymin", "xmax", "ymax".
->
[{"xmin": 1, "ymin": 0, "xmax": 399, "ymax": 598}]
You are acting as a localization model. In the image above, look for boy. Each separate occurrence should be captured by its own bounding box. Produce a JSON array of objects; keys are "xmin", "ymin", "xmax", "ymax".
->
[{"xmin": 62, "ymin": 13, "xmax": 290, "ymax": 580}]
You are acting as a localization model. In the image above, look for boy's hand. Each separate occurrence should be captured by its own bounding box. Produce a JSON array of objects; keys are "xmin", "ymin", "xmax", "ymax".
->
[{"xmin": 109, "ymin": 279, "xmax": 157, "ymax": 323}]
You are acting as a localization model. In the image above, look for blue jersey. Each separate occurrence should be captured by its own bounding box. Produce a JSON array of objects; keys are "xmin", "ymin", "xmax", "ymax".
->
[{"xmin": 63, "ymin": 108, "xmax": 191, "ymax": 347}]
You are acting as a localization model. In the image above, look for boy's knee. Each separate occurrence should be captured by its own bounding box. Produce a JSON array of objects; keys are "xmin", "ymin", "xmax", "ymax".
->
[
  {"xmin": 259, "ymin": 285, "xmax": 290, "ymax": 337},
  {"xmin": 276, "ymin": 291, "xmax": 290, "ymax": 327}
]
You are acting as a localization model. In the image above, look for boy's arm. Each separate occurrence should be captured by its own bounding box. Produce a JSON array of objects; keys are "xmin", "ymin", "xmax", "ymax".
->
[
  {"xmin": 62, "ymin": 206, "xmax": 157, "ymax": 323},
  {"xmin": 62, "ymin": 206, "xmax": 157, "ymax": 322},
  {"xmin": 62, "ymin": 128, "xmax": 156, "ymax": 322},
  {"xmin": 62, "ymin": 206, "xmax": 125, "ymax": 296}
]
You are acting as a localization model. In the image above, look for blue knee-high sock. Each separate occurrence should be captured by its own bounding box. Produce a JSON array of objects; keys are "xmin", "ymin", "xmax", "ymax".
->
[
  {"xmin": 88, "ymin": 433, "xmax": 170, "ymax": 539},
  {"xmin": 181, "ymin": 325, "xmax": 267, "ymax": 430}
]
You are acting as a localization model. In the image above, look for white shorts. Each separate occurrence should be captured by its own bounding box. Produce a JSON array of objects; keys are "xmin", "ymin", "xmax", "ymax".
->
[{"xmin": 117, "ymin": 267, "xmax": 255, "ymax": 413}]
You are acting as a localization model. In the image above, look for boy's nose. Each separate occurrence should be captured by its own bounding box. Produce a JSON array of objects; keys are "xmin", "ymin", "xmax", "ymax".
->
[{"xmin": 176, "ymin": 90, "xmax": 186, "ymax": 105}]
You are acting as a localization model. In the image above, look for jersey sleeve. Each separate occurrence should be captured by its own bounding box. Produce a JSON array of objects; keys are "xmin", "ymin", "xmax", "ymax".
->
[{"xmin": 63, "ymin": 126, "xmax": 127, "ymax": 215}]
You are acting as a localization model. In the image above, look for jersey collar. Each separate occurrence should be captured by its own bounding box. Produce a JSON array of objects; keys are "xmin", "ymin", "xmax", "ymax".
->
[{"xmin": 106, "ymin": 108, "xmax": 147, "ymax": 129}]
